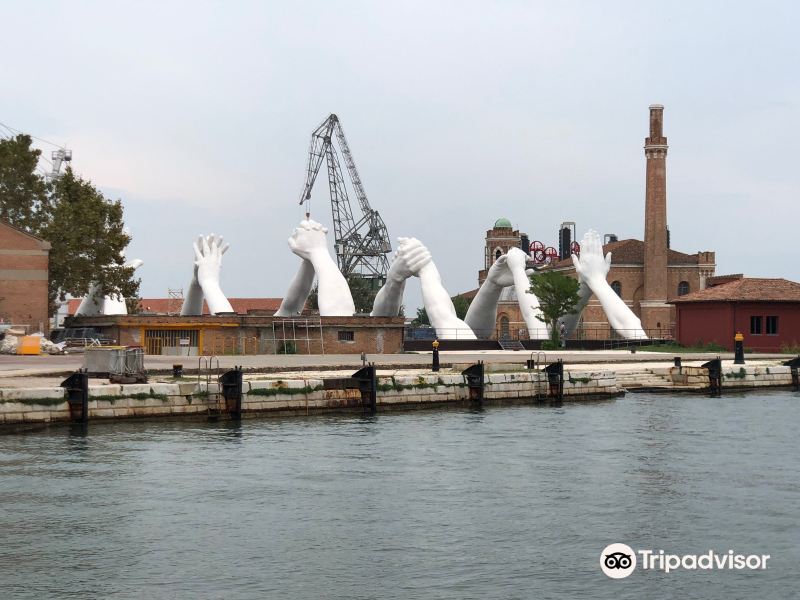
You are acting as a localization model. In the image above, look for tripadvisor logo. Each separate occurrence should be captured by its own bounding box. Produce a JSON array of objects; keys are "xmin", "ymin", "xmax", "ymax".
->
[
  {"xmin": 600, "ymin": 543, "xmax": 771, "ymax": 578},
  {"xmin": 600, "ymin": 543, "xmax": 636, "ymax": 579}
]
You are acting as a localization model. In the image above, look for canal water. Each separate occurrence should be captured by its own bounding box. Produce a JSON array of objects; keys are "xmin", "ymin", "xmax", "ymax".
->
[{"xmin": 1, "ymin": 391, "xmax": 798, "ymax": 599}]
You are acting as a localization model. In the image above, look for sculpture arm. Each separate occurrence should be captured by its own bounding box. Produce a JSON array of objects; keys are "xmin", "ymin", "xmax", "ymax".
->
[
  {"xmin": 305, "ymin": 249, "xmax": 354, "ymax": 316},
  {"xmin": 505, "ymin": 248, "xmax": 548, "ymax": 339},
  {"xmin": 275, "ymin": 259, "xmax": 315, "ymax": 317},
  {"xmin": 194, "ymin": 234, "xmax": 234, "ymax": 315},
  {"xmin": 584, "ymin": 278, "xmax": 647, "ymax": 338},
  {"xmin": 418, "ymin": 262, "xmax": 476, "ymax": 339},
  {"xmin": 75, "ymin": 283, "xmax": 103, "ymax": 316},
  {"xmin": 572, "ymin": 229, "xmax": 647, "ymax": 340},
  {"xmin": 371, "ymin": 237, "xmax": 432, "ymax": 317},
  {"xmin": 371, "ymin": 278, "xmax": 406, "ymax": 317},
  {"xmin": 559, "ymin": 280, "xmax": 592, "ymax": 336},
  {"xmin": 464, "ymin": 280, "xmax": 503, "ymax": 338},
  {"xmin": 180, "ymin": 275, "xmax": 204, "ymax": 316}
]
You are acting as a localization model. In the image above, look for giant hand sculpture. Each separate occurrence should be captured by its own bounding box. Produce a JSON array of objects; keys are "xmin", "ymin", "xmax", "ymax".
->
[
  {"xmin": 505, "ymin": 247, "xmax": 549, "ymax": 339},
  {"xmin": 371, "ymin": 237, "xmax": 432, "ymax": 317},
  {"xmin": 281, "ymin": 219, "xmax": 355, "ymax": 317},
  {"xmin": 572, "ymin": 230, "xmax": 647, "ymax": 339},
  {"xmin": 464, "ymin": 253, "xmax": 516, "ymax": 338},
  {"xmin": 75, "ymin": 258, "xmax": 144, "ymax": 316},
  {"xmin": 413, "ymin": 240, "xmax": 476, "ymax": 340},
  {"xmin": 179, "ymin": 234, "xmax": 234, "ymax": 316}
]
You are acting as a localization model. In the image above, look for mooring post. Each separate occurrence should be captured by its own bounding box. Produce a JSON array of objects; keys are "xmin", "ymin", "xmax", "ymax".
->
[
  {"xmin": 219, "ymin": 365, "xmax": 244, "ymax": 418},
  {"xmin": 544, "ymin": 359, "xmax": 564, "ymax": 400},
  {"xmin": 782, "ymin": 356, "xmax": 800, "ymax": 391},
  {"xmin": 432, "ymin": 339, "xmax": 440, "ymax": 372},
  {"xmin": 733, "ymin": 332, "xmax": 745, "ymax": 365},
  {"xmin": 461, "ymin": 361, "xmax": 485, "ymax": 408},
  {"xmin": 61, "ymin": 369, "xmax": 89, "ymax": 424},
  {"xmin": 352, "ymin": 363, "xmax": 377, "ymax": 414},
  {"xmin": 701, "ymin": 357, "xmax": 722, "ymax": 396}
]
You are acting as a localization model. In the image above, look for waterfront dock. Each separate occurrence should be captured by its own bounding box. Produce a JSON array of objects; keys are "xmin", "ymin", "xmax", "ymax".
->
[{"xmin": 0, "ymin": 351, "xmax": 796, "ymax": 426}]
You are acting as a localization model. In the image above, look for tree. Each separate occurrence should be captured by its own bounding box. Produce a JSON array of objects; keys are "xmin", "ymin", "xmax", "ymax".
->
[
  {"xmin": 528, "ymin": 271, "xmax": 581, "ymax": 344},
  {"xmin": 0, "ymin": 134, "xmax": 49, "ymax": 233},
  {"xmin": 411, "ymin": 294, "xmax": 471, "ymax": 327},
  {"xmin": 451, "ymin": 294, "xmax": 472, "ymax": 320},
  {"xmin": 41, "ymin": 168, "xmax": 140, "ymax": 313},
  {"xmin": 347, "ymin": 274, "xmax": 379, "ymax": 314},
  {"xmin": 412, "ymin": 306, "xmax": 429, "ymax": 326}
]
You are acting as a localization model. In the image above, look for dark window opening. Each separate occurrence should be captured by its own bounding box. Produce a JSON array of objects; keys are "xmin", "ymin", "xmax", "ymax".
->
[
  {"xmin": 677, "ymin": 281, "xmax": 689, "ymax": 296},
  {"xmin": 611, "ymin": 281, "xmax": 622, "ymax": 297},
  {"xmin": 750, "ymin": 316, "xmax": 762, "ymax": 335},
  {"xmin": 766, "ymin": 316, "xmax": 778, "ymax": 335},
  {"xmin": 495, "ymin": 249, "xmax": 502, "ymax": 260},
  {"xmin": 337, "ymin": 330, "xmax": 355, "ymax": 342}
]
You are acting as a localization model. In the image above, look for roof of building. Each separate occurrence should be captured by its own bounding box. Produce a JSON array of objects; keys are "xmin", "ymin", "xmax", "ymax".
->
[
  {"xmin": 549, "ymin": 238, "xmax": 702, "ymax": 269},
  {"xmin": 671, "ymin": 278, "xmax": 800, "ymax": 303},
  {"xmin": 493, "ymin": 218, "xmax": 512, "ymax": 228},
  {"xmin": 67, "ymin": 297, "xmax": 283, "ymax": 315},
  {"xmin": 0, "ymin": 219, "xmax": 52, "ymax": 250}
]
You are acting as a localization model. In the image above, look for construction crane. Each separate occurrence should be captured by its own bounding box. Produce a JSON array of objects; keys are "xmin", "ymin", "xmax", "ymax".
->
[
  {"xmin": 298, "ymin": 114, "xmax": 391, "ymax": 283},
  {"xmin": 0, "ymin": 121, "xmax": 71, "ymax": 181}
]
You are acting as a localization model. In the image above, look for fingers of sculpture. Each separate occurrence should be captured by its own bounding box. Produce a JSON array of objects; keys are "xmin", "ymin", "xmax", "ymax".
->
[
  {"xmin": 390, "ymin": 237, "xmax": 432, "ymax": 280},
  {"xmin": 487, "ymin": 254, "xmax": 515, "ymax": 287},
  {"xmin": 505, "ymin": 247, "xmax": 528, "ymax": 271},
  {"xmin": 288, "ymin": 219, "xmax": 329, "ymax": 259}
]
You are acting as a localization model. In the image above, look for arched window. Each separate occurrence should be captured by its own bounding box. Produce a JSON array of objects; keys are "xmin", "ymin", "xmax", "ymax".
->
[
  {"xmin": 677, "ymin": 281, "xmax": 690, "ymax": 296},
  {"xmin": 611, "ymin": 281, "xmax": 622, "ymax": 297},
  {"xmin": 495, "ymin": 248, "xmax": 502, "ymax": 260},
  {"xmin": 499, "ymin": 316, "xmax": 510, "ymax": 339}
]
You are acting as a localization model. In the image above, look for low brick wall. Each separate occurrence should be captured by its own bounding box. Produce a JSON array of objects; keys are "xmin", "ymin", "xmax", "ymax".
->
[{"xmin": 0, "ymin": 369, "xmax": 621, "ymax": 425}]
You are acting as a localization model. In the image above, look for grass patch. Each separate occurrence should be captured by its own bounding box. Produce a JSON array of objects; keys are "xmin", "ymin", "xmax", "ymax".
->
[
  {"xmin": 724, "ymin": 367, "xmax": 747, "ymax": 380},
  {"xmin": 568, "ymin": 375, "xmax": 592, "ymax": 384},
  {"xmin": 636, "ymin": 342, "xmax": 727, "ymax": 353},
  {"xmin": 247, "ymin": 385, "xmax": 324, "ymax": 397},
  {"xmin": 0, "ymin": 397, "xmax": 66, "ymax": 406}
]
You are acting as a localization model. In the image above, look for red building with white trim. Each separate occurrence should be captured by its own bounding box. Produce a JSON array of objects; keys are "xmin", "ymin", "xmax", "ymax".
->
[{"xmin": 671, "ymin": 275, "xmax": 800, "ymax": 352}]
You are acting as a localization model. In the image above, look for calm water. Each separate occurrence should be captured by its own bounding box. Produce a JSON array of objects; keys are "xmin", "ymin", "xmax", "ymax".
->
[{"xmin": 1, "ymin": 391, "xmax": 798, "ymax": 599}]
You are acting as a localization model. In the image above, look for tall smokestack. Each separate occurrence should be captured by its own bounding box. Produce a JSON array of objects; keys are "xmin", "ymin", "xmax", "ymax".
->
[{"xmin": 641, "ymin": 104, "xmax": 671, "ymax": 329}]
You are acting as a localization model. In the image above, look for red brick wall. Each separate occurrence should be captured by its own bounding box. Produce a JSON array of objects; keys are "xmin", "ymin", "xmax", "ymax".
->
[
  {"xmin": 0, "ymin": 222, "xmax": 50, "ymax": 333},
  {"xmin": 676, "ymin": 302, "xmax": 800, "ymax": 352}
]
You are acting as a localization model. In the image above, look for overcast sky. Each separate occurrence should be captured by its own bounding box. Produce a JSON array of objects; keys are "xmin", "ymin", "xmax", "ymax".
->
[{"xmin": 2, "ymin": 1, "xmax": 798, "ymax": 310}]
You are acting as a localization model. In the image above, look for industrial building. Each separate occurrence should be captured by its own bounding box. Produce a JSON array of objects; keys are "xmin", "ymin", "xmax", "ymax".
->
[{"xmin": 0, "ymin": 220, "xmax": 50, "ymax": 334}]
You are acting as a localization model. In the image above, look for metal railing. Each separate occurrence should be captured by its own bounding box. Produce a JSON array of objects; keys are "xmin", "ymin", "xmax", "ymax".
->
[{"xmin": 404, "ymin": 323, "xmax": 675, "ymax": 342}]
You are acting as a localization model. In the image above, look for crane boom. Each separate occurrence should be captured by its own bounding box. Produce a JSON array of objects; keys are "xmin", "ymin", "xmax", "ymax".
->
[{"xmin": 298, "ymin": 114, "xmax": 391, "ymax": 282}]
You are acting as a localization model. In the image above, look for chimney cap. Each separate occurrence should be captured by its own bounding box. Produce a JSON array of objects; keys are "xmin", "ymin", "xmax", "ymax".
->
[{"xmin": 649, "ymin": 104, "xmax": 664, "ymax": 110}]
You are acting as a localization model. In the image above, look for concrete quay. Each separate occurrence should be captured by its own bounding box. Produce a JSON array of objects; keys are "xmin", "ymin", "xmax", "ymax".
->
[{"xmin": 0, "ymin": 350, "xmax": 796, "ymax": 427}]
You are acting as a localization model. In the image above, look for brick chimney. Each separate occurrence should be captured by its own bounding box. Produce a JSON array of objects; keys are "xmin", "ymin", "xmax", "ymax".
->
[{"xmin": 640, "ymin": 104, "xmax": 672, "ymax": 331}]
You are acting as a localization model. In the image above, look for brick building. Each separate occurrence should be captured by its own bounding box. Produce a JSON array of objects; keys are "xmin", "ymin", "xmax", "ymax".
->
[
  {"xmin": 0, "ymin": 220, "xmax": 50, "ymax": 333},
  {"xmin": 671, "ymin": 275, "xmax": 800, "ymax": 352},
  {"xmin": 470, "ymin": 105, "xmax": 716, "ymax": 340},
  {"xmin": 69, "ymin": 313, "xmax": 405, "ymax": 355}
]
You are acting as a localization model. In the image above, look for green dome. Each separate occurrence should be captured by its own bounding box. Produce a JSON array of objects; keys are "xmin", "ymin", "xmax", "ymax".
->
[{"xmin": 494, "ymin": 218, "xmax": 512, "ymax": 228}]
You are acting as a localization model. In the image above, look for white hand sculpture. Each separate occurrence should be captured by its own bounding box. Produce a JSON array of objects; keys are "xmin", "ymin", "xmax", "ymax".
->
[
  {"xmin": 182, "ymin": 233, "xmax": 234, "ymax": 315},
  {"xmin": 286, "ymin": 219, "xmax": 355, "ymax": 317},
  {"xmin": 274, "ymin": 259, "xmax": 315, "ymax": 317},
  {"xmin": 572, "ymin": 229, "xmax": 647, "ymax": 339},
  {"xmin": 464, "ymin": 253, "xmax": 517, "ymax": 338},
  {"xmin": 371, "ymin": 237, "xmax": 432, "ymax": 317},
  {"xmin": 288, "ymin": 219, "xmax": 329, "ymax": 262},
  {"xmin": 76, "ymin": 258, "xmax": 143, "ymax": 316},
  {"xmin": 505, "ymin": 247, "xmax": 548, "ymax": 339},
  {"xmin": 181, "ymin": 236, "xmax": 206, "ymax": 316},
  {"xmin": 414, "ymin": 239, "xmax": 476, "ymax": 340}
]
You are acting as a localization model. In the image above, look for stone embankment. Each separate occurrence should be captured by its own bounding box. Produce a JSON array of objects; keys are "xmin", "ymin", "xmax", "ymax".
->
[
  {"xmin": 0, "ymin": 368, "xmax": 619, "ymax": 425},
  {"xmin": 0, "ymin": 362, "xmax": 795, "ymax": 426}
]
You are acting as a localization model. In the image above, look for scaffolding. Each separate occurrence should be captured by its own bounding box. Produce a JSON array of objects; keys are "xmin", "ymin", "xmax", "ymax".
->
[
  {"xmin": 270, "ymin": 317, "xmax": 324, "ymax": 355},
  {"xmin": 167, "ymin": 288, "xmax": 184, "ymax": 316}
]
